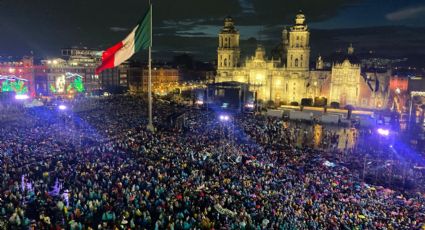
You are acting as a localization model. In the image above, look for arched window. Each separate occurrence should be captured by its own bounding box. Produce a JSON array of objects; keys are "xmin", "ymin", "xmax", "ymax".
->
[
  {"xmin": 224, "ymin": 58, "xmax": 228, "ymax": 67},
  {"xmin": 295, "ymin": 58, "xmax": 299, "ymax": 67}
]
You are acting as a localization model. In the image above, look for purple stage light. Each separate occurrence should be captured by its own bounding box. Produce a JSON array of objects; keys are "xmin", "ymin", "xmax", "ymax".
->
[
  {"xmin": 377, "ymin": 128, "xmax": 390, "ymax": 136},
  {"xmin": 15, "ymin": 94, "xmax": 29, "ymax": 100},
  {"xmin": 58, "ymin": 105, "xmax": 67, "ymax": 110}
]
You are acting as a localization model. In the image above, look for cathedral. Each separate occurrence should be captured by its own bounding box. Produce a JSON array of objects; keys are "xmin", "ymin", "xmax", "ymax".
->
[{"xmin": 215, "ymin": 11, "xmax": 389, "ymax": 109}]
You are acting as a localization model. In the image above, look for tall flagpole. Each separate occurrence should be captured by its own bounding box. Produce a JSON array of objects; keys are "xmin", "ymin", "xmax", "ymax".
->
[{"xmin": 147, "ymin": 0, "xmax": 155, "ymax": 132}]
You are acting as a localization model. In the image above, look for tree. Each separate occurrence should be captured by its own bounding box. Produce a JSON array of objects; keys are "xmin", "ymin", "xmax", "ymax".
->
[
  {"xmin": 314, "ymin": 97, "xmax": 327, "ymax": 107},
  {"xmin": 344, "ymin": 104, "xmax": 355, "ymax": 110},
  {"xmin": 266, "ymin": 100, "xmax": 276, "ymax": 108},
  {"xmin": 330, "ymin": 102, "xmax": 340, "ymax": 109},
  {"xmin": 345, "ymin": 105, "xmax": 355, "ymax": 119},
  {"xmin": 301, "ymin": 98, "xmax": 313, "ymax": 106}
]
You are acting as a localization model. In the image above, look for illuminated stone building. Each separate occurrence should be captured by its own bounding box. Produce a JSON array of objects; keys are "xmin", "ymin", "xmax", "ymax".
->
[
  {"xmin": 215, "ymin": 12, "xmax": 390, "ymax": 109},
  {"xmin": 128, "ymin": 67, "xmax": 179, "ymax": 95},
  {"xmin": 216, "ymin": 12, "xmax": 310, "ymax": 104},
  {"xmin": 329, "ymin": 45, "xmax": 361, "ymax": 106}
]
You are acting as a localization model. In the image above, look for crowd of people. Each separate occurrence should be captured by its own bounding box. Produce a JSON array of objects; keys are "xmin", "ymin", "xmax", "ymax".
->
[{"xmin": 1, "ymin": 95, "xmax": 425, "ymax": 229}]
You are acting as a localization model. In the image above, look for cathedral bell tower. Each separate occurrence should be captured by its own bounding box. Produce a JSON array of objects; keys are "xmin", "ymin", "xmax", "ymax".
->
[
  {"xmin": 286, "ymin": 11, "xmax": 310, "ymax": 71},
  {"xmin": 217, "ymin": 17, "xmax": 240, "ymax": 72},
  {"xmin": 316, "ymin": 55, "xmax": 324, "ymax": 70},
  {"xmin": 282, "ymin": 27, "xmax": 289, "ymax": 66}
]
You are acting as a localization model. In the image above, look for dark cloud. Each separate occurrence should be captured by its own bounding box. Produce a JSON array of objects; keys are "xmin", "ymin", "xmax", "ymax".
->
[
  {"xmin": 0, "ymin": 0, "xmax": 424, "ymax": 60},
  {"xmin": 175, "ymin": 32, "xmax": 209, "ymax": 37},
  {"xmin": 110, "ymin": 27, "xmax": 129, "ymax": 32},
  {"xmin": 153, "ymin": 26, "xmax": 425, "ymax": 63},
  {"xmin": 386, "ymin": 5, "xmax": 425, "ymax": 21},
  {"xmin": 246, "ymin": 0, "xmax": 358, "ymax": 25},
  {"xmin": 238, "ymin": 0, "xmax": 255, "ymax": 14}
]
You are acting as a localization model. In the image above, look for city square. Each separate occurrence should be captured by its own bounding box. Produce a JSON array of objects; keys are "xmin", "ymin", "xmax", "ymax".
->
[{"xmin": 1, "ymin": 0, "xmax": 425, "ymax": 229}]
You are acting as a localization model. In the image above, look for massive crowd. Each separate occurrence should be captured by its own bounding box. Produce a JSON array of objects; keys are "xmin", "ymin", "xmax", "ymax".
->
[{"xmin": 1, "ymin": 96, "xmax": 425, "ymax": 229}]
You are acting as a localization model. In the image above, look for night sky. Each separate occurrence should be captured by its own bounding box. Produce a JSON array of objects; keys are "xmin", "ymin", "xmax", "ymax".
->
[{"xmin": 1, "ymin": 0, "xmax": 425, "ymax": 60}]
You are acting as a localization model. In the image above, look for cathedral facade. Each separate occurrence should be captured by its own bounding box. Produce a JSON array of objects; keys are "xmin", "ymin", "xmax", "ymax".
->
[{"xmin": 215, "ymin": 12, "xmax": 389, "ymax": 109}]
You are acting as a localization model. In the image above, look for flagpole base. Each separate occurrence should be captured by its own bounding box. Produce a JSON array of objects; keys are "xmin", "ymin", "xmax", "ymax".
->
[{"xmin": 147, "ymin": 123, "xmax": 155, "ymax": 132}]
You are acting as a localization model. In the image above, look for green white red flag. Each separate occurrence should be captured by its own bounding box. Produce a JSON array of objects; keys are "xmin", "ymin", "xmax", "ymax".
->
[{"xmin": 96, "ymin": 7, "xmax": 151, "ymax": 74}]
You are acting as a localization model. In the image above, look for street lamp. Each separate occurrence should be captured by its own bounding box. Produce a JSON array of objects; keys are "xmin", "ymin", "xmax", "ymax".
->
[
  {"xmin": 219, "ymin": 114, "xmax": 230, "ymax": 122},
  {"xmin": 219, "ymin": 114, "xmax": 233, "ymax": 154},
  {"xmin": 195, "ymin": 100, "xmax": 204, "ymax": 106},
  {"xmin": 377, "ymin": 128, "xmax": 390, "ymax": 136},
  {"xmin": 245, "ymin": 103, "xmax": 254, "ymax": 109},
  {"xmin": 15, "ymin": 94, "xmax": 29, "ymax": 100}
]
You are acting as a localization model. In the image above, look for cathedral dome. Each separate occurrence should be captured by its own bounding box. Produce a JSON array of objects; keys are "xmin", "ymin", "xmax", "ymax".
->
[
  {"xmin": 295, "ymin": 10, "xmax": 306, "ymax": 25},
  {"xmin": 224, "ymin": 16, "xmax": 233, "ymax": 21},
  {"xmin": 222, "ymin": 16, "xmax": 237, "ymax": 33},
  {"xmin": 255, "ymin": 45, "xmax": 266, "ymax": 60},
  {"xmin": 224, "ymin": 16, "xmax": 234, "ymax": 27}
]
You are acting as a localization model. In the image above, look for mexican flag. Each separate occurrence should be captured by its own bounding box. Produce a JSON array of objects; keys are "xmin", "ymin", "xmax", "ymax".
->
[{"xmin": 96, "ymin": 7, "xmax": 151, "ymax": 74}]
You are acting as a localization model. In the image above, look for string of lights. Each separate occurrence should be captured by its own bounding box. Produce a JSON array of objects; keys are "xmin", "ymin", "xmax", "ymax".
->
[{"xmin": 0, "ymin": 75, "xmax": 29, "ymax": 81}]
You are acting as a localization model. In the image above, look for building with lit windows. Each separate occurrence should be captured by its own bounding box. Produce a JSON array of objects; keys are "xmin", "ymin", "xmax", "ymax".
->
[
  {"xmin": 128, "ymin": 67, "xmax": 179, "ymax": 95},
  {"xmin": 215, "ymin": 11, "xmax": 391, "ymax": 109},
  {"xmin": 0, "ymin": 56, "xmax": 36, "ymax": 97},
  {"xmin": 42, "ymin": 57, "xmax": 100, "ymax": 96},
  {"xmin": 43, "ymin": 47, "xmax": 130, "ymax": 96}
]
